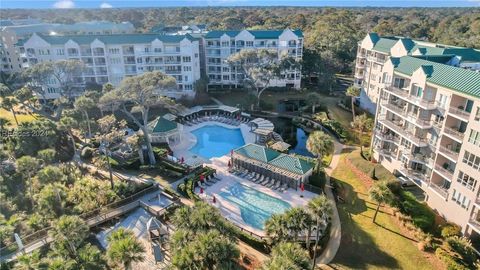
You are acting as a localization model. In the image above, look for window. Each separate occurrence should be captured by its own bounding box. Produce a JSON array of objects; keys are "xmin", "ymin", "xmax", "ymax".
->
[
  {"xmin": 393, "ymin": 77, "xmax": 405, "ymax": 89},
  {"xmin": 184, "ymin": 84, "xmax": 193, "ymax": 90},
  {"xmin": 184, "ymin": 76, "xmax": 188, "ymax": 82},
  {"xmin": 475, "ymin": 107, "xmax": 480, "ymax": 122},
  {"xmin": 182, "ymin": 56, "xmax": 191, "ymax": 62},
  {"xmin": 469, "ymin": 130, "xmax": 480, "ymax": 146},
  {"xmin": 38, "ymin": 49, "xmax": 50, "ymax": 55},
  {"xmin": 108, "ymin": 48, "xmax": 120, "ymax": 54},
  {"xmin": 457, "ymin": 171, "xmax": 477, "ymax": 190},
  {"xmin": 463, "ymin": 151, "xmax": 480, "ymax": 171},
  {"xmin": 109, "ymin": 58, "xmax": 121, "ymax": 64},
  {"xmin": 154, "ymin": 48, "xmax": 162, "ymax": 53},
  {"xmin": 183, "ymin": 66, "xmax": 191, "ymax": 72},
  {"xmin": 451, "ymin": 189, "xmax": 471, "ymax": 209},
  {"xmin": 56, "ymin": 49, "xmax": 64, "ymax": 55},
  {"xmin": 246, "ymin": 41, "xmax": 254, "ymax": 47}
]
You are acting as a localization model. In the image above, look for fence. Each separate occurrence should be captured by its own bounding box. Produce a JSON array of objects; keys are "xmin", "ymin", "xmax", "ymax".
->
[{"xmin": 0, "ymin": 184, "xmax": 159, "ymax": 260}]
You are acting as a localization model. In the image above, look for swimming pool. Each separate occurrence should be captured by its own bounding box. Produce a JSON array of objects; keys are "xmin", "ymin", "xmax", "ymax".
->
[
  {"xmin": 189, "ymin": 125, "xmax": 245, "ymax": 159},
  {"xmin": 219, "ymin": 182, "xmax": 291, "ymax": 230}
]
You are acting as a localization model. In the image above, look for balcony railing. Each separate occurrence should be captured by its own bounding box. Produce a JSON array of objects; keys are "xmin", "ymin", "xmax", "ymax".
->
[
  {"xmin": 367, "ymin": 55, "xmax": 386, "ymax": 63},
  {"xmin": 443, "ymin": 126, "xmax": 465, "ymax": 141},
  {"xmin": 434, "ymin": 164, "xmax": 454, "ymax": 179},
  {"xmin": 399, "ymin": 167, "xmax": 428, "ymax": 183},
  {"xmin": 375, "ymin": 131, "xmax": 400, "ymax": 144},
  {"xmin": 405, "ymin": 153, "xmax": 434, "ymax": 167},
  {"xmin": 438, "ymin": 145, "xmax": 460, "ymax": 161},
  {"xmin": 429, "ymin": 183, "xmax": 448, "ymax": 199},
  {"xmin": 448, "ymin": 107, "xmax": 471, "ymax": 120},
  {"xmin": 385, "ymin": 86, "xmax": 437, "ymax": 110},
  {"xmin": 378, "ymin": 116, "xmax": 428, "ymax": 147}
]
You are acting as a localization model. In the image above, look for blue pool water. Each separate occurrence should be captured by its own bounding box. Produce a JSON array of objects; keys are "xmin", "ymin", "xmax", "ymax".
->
[
  {"xmin": 189, "ymin": 125, "xmax": 245, "ymax": 159},
  {"xmin": 219, "ymin": 182, "xmax": 291, "ymax": 230}
]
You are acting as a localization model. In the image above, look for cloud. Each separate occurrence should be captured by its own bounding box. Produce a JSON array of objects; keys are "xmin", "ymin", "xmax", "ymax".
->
[
  {"xmin": 53, "ymin": 0, "xmax": 75, "ymax": 8},
  {"xmin": 100, "ymin": 2, "xmax": 113, "ymax": 8}
]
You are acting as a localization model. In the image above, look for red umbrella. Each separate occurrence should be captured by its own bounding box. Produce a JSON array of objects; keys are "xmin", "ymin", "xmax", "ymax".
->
[
  {"xmin": 200, "ymin": 187, "xmax": 204, "ymax": 194},
  {"xmin": 212, "ymin": 195, "xmax": 216, "ymax": 203},
  {"xmin": 300, "ymin": 183, "xmax": 305, "ymax": 192},
  {"xmin": 228, "ymin": 160, "xmax": 231, "ymax": 167},
  {"xmin": 200, "ymin": 175, "xmax": 205, "ymax": 182}
]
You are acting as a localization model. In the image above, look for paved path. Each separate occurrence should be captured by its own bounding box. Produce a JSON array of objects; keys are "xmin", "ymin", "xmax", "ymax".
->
[{"xmin": 315, "ymin": 140, "xmax": 348, "ymax": 267}]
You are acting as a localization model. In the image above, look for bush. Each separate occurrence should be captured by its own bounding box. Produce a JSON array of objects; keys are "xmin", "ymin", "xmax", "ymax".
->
[
  {"xmin": 398, "ymin": 191, "xmax": 436, "ymax": 233},
  {"xmin": 80, "ymin": 147, "xmax": 94, "ymax": 160},
  {"xmin": 441, "ymin": 224, "xmax": 462, "ymax": 239}
]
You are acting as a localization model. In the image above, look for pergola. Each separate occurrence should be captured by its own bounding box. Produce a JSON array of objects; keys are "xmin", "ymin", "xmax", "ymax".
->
[
  {"xmin": 177, "ymin": 105, "xmax": 240, "ymax": 118},
  {"xmin": 270, "ymin": 141, "xmax": 291, "ymax": 152},
  {"xmin": 232, "ymin": 152, "xmax": 305, "ymax": 190}
]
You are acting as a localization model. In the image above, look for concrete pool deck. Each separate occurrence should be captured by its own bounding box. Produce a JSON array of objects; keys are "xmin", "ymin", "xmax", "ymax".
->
[
  {"xmin": 195, "ymin": 156, "xmax": 316, "ymax": 237},
  {"xmin": 170, "ymin": 121, "xmax": 256, "ymax": 167}
]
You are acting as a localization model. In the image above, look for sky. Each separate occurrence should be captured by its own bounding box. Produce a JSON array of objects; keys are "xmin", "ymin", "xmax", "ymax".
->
[{"xmin": 0, "ymin": 0, "xmax": 479, "ymax": 9}]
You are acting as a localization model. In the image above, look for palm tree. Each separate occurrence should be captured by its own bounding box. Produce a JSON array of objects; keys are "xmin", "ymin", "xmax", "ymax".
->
[
  {"xmin": 15, "ymin": 156, "xmax": 40, "ymax": 207},
  {"xmin": 1, "ymin": 97, "xmax": 19, "ymax": 125},
  {"xmin": 351, "ymin": 113, "xmax": 374, "ymax": 147},
  {"xmin": 308, "ymin": 195, "xmax": 333, "ymax": 269},
  {"xmin": 107, "ymin": 228, "xmax": 145, "ymax": 270},
  {"xmin": 58, "ymin": 116, "xmax": 77, "ymax": 156},
  {"xmin": 265, "ymin": 213, "xmax": 290, "ymax": 244},
  {"xmin": 285, "ymin": 207, "xmax": 311, "ymax": 242},
  {"xmin": 262, "ymin": 242, "xmax": 311, "ymax": 270},
  {"xmin": 0, "ymin": 116, "xmax": 11, "ymax": 131},
  {"xmin": 306, "ymin": 92, "xmax": 322, "ymax": 114},
  {"xmin": 346, "ymin": 85, "xmax": 361, "ymax": 120},
  {"xmin": 306, "ymin": 131, "xmax": 334, "ymax": 172},
  {"xmin": 15, "ymin": 251, "xmax": 43, "ymax": 270},
  {"xmin": 368, "ymin": 181, "xmax": 394, "ymax": 223},
  {"xmin": 49, "ymin": 215, "xmax": 89, "ymax": 259}
]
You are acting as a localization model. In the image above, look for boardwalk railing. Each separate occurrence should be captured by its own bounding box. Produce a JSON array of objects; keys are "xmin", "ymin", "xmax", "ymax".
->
[{"xmin": 0, "ymin": 184, "xmax": 159, "ymax": 260}]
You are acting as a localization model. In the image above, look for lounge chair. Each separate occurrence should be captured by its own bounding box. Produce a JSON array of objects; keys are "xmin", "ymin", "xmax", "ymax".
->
[
  {"xmin": 255, "ymin": 175, "xmax": 264, "ymax": 183},
  {"xmin": 273, "ymin": 181, "xmax": 281, "ymax": 190},
  {"xmin": 239, "ymin": 170, "xmax": 249, "ymax": 178},
  {"xmin": 279, "ymin": 183, "xmax": 288, "ymax": 192},
  {"xmin": 260, "ymin": 177, "xmax": 270, "ymax": 186},
  {"xmin": 266, "ymin": 179, "xmax": 275, "ymax": 188},
  {"xmin": 248, "ymin": 172, "xmax": 258, "ymax": 180}
]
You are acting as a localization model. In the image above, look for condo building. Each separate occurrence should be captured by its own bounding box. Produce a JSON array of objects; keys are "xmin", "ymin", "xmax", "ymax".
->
[
  {"xmin": 355, "ymin": 33, "xmax": 480, "ymax": 113},
  {"xmin": 20, "ymin": 33, "xmax": 201, "ymax": 99},
  {"xmin": 203, "ymin": 29, "xmax": 303, "ymax": 90},
  {"xmin": 1, "ymin": 20, "xmax": 135, "ymax": 73},
  {"xmin": 371, "ymin": 54, "xmax": 480, "ymax": 239}
]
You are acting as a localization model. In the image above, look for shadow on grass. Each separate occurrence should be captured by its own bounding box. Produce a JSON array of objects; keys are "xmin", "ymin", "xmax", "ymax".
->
[{"xmin": 331, "ymin": 176, "xmax": 400, "ymax": 269}]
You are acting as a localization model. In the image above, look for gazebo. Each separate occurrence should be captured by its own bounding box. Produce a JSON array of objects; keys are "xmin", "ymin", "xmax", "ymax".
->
[
  {"xmin": 148, "ymin": 115, "xmax": 181, "ymax": 145},
  {"xmin": 231, "ymin": 143, "xmax": 314, "ymax": 190}
]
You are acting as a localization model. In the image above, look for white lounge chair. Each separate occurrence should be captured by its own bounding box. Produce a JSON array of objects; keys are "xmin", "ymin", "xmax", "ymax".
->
[
  {"xmin": 248, "ymin": 172, "xmax": 258, "ymax": 180},
  {"xmin": 255, "ymin": 175, "xmax": 264, "ymax": 183},
  {"xmin": 260, "ymin": 177, "xmax": 270, "ymax": 185},
  {"xmin": 273, "ymin": 181, "xmax": 281, "ymax": 190},
  {"xmin": 266, "ymin": 179, "xmax": 275, "ymax": 188}
]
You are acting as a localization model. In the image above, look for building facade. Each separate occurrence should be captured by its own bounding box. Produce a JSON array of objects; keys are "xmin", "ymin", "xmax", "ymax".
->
[
  {"xmin": 203, "ymin": 29, "xmax": 303, "ymax": 90},
  {"xmin": 355, "ymin": 33, "xmax": 480, "ymax": 114},
  {"xmin": 1, "ymin": 20, "xmax": 134, "ymax": 73},
  {"xmin": 371, "ymin": 55, "xmax": 480, "ymax": 239},
  {"xmin": 20, "ymin": 33, "xmax": 201, "ymax": 99}
]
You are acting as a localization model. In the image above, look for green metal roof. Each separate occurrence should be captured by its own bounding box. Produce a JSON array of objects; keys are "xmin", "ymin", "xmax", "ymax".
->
[
  {"xmin": 35, "ymin": 33, "xmax": 195, "ymax": 45},
  {"xmin": 372, "ymin": 37, "xmax": 398, "ymax": 53},
  {"xmin": 234, "ymin": 143, "xmax": 314, "ymax": 175},
  {"xmin": 204, "ymin": 29, "xmax": 303, "ymax": 39},
  {"xmin": 152, "ymin": 117, "xmax": 177, "ymax": 133},
  {"xmin": 392, "ymin": 56, "xmax": 480, "ymax": 99},
  {"xmin": 412, "ymin": 54, "xmax": 454, "ymax": 64}
]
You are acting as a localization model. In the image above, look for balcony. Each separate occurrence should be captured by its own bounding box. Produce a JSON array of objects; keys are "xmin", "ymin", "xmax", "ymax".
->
[
  {"xmin": 434, "ymin": 164, "xmax": 454, "ymax": 180},
  {"xmin": 405, "ymin": 153, "xmax": 434, "ymax": 168},
  {"xmin": 399, "ymin": 167, "xmax": 428, "ymax": 184},
  {"xmin": 385, "ymin": 87, "xmax": 437, "ymax": 110},
  {"xmin": 378, "ymin": 116, "xmax": 428, "ymax": 147},
  {"xmin": 367, "ymin": 55, "xmax": 386, "ymax": 63},
  {"xmin": 438, "ymin": 145, "xmax": 459, "ymax": 161},
  {"xmin": 375, "ymin": 131, "xmax": 400, "ymax": 144},
  {"xmin": 375, "ymin": 146, "xmax": 397, "ymax": 158},
  {"xmin": 429, "ymin": 183, "xmax": 448, "ymax": 199},
  {"xmin": 443, "ymin": 126, "xmax": 465, "ymax": 142},
  {"xmin": 468, "ymin": 216, "xmax": 480, "ymax": 234},
  {"xmin": 448, "ymin": 107, "xmax": 471, "ymax": 121}
]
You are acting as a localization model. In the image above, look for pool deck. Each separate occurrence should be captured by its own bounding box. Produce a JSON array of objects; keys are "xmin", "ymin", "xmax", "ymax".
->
[
  {"xmin": 195, "ymin": 156, "xmax": 316, "ymax": 237},
  {"xmin": 170, "ymin": 121, "xmax": 256, "ymax": 167}
]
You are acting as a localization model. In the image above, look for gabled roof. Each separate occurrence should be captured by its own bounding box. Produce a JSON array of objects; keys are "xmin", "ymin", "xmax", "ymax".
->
[
  {"xmin": 372, "ymin": 37, "xmax": 398, "ymax": 53},
  {"xmin": 392, "ymin": 56, "xmax": 480, "ymax": 99},
  {"xmin": 412, "ymin": 54, "xmax": 454, "ymax": 64},
  {"xmin": 152, "ymin": 116, "xmax": 177, "ymax": 133},
  {"xmin": 204, "ymin": 29, "xmax": 303, "ymax": 39},
  {"xmin": 34, "ymin": 33, "xmax": 194, "ymax": 46},
  {"xmin": 234, "ymin": 143, "xmax": 314, "ymax": 175}
]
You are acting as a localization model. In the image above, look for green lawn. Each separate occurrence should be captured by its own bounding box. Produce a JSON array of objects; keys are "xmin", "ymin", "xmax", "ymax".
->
[
  {"xmin": 0, "ymin": 107, "xmax": 38, "ymax": 128},
  {"xmin": 330, "ymin": 153, "xmax": 434, "ymax": 270}
]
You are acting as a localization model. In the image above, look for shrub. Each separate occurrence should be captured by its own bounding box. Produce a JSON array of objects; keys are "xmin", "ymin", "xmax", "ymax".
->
[
  {"xmin": 80, "ymin": 147, "xmax": 93, "ymax": 160},
  {"xmin": 37, "ymin": 148, "xmax": 57, "ymax": 164},
  {"xmin": 441, "ymin": 224, "xmax": 462, "ymax": 239}
]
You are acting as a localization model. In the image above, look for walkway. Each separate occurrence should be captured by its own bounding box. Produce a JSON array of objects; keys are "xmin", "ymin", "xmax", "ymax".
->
[{"xmin": 315, "ymin": 140, "xmax": 345, "ymax": 267}]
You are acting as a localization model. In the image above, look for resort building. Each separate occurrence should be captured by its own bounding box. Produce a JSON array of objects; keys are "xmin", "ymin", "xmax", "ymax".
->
[
  {"xmin": 19, "ymin": 33, "xmax": 201, "ymax": 99},
  {"xmin": 1, "ymin": 20, "xmax": 134, "ymax": 73},
  {"xmin": 355, "ymin": 33, "xmax": 480, "ymax": 113},
  {"xmin": 370, "ymin": 55, "xmax": 480, "ymax": 239},
  {"xmin": 232, "ymin": 143, "xmax": 314, "ymax": 190},
  {"xmin": 203, "ymin": 29, "xmax": 303, "ymax": 90}
]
